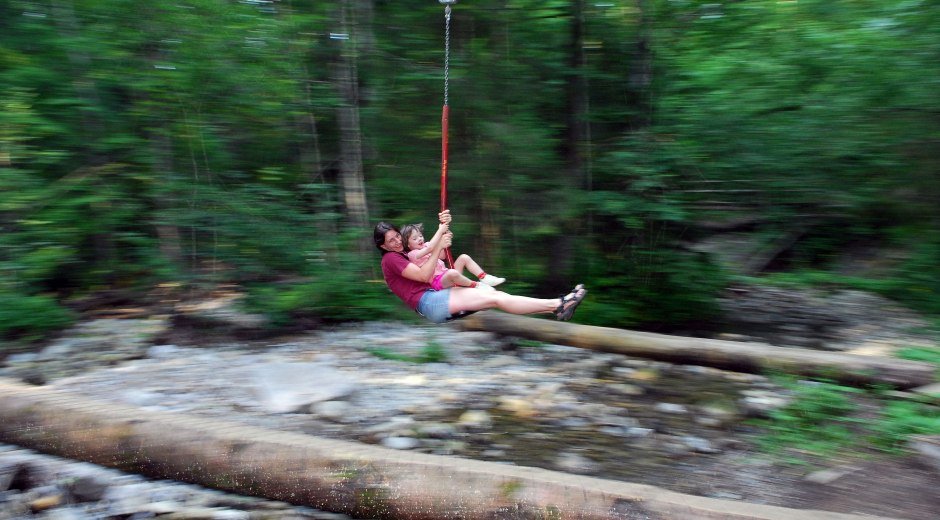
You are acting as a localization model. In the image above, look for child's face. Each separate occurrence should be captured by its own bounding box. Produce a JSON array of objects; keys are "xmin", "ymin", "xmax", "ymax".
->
[{"xmin": 406, "ymin": 231, "xmax": 425, "ymax": 251}]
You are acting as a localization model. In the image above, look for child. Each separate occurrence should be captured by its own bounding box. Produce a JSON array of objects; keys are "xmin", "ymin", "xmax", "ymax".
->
[{"xmin": 400, "ymin": 222, "xmax": 506, "ymax": 292}]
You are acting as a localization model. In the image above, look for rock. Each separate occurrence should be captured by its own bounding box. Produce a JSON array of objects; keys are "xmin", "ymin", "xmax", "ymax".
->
[
  {"xmin": 160, "ymin": 507, "xmax": 251, "ymax": 519},
  {"xmin": 175, "ymin": 294, "xmax": 268, "ymax": 330},
  {"xmin": 456, "ymin": 410, "xmax": 492, "ymax": 429},
  {"xmin": 654, "ymin": 403, "xmax": 687, "ymax": 414},
  {"xmin": 609, "ymin": 383, "xmax": 645, "ymax": 396},
  {"xmin": 252, "ymin": 363, "xmax": 357, "ymax": 414},
  {"xmin": 416, "ymin": 422, "xmax": 458, "ymax": 439},
  {"xmin": 148, "ymin": 344, "xmax": 183, "ymax": 359},
  {"xmin": 554, "ymin": 451, "xmax": 597, "ymax": 474},
  {"xmin": 497, "ymin": 397, "xmax": 536, "ymax": 418},
  {"xmin": 65, "ymin": 474, "xmax": 109, "ymax": 502},
  {"xmin": 911, "ymin": 383, "xmax": 940, "ymax": 397},
  {"xmin": 143, "ymin": 500, "xmax": 186, "ymax": 514},
  {"xmin": 122, "ymin": 389, "xmax": 164, "ymax": 408},
  {"xmin": 0, "ymin": 460, "xmax": 41, "ymax": 491},
  {"xmin": 804, "ymin": 468, "xmax": 850, "ymax": 484},
  {"xmin": 29, "ymin": 494, "xmax": 63, "ymax": 512},
  {"xmin": 364, "ymin": 417, "xmax": 415, "ymax": 435},
  {"xmin": 482, "ymin": 355, "xmax": 519, "ymax": 368},
  {"xmin": 310, "ymin": 400, "xmax": 353, "ymax": 421},
  {"xmin": 910, "ymin": 435, "xmax": 940, "ymax": 474},
  {"xmin": 105, "ymin": 481, "xmax": 163, "ymax": 515},
  {"xmin": 381, "ymin": 437, "xmax": 421, "ymax": 450},
  {"xmin": 627, "ymin": 369, "xmax": 659, "ymax": 382},
  {"xmin": 739, "ymin": 391, "xmax": 791, "ymax": 417},
  {"xmin": 681, "ymin": 436, "xmax": 720, "ymax": 454},
  {"xmin": 4, "ymin": 353, "xmax": 39, "ymax": 364}
]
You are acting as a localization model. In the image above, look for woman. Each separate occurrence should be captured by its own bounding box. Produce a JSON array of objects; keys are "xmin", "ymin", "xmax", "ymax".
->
[{"xmin": 373, "ymin": 212, "xmax": 586, "ymax": 324}]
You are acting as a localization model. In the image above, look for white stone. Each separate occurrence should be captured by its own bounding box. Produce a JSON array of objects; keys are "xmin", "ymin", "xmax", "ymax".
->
[
  {"xmin": 252, "ymin": 363, "xmax": 357, "ymax": 414},
  {"xmin": 654, "ymin": 403, "xmax": 688, "ymax": 414},
  {"xmin": 381, "ymin": 437, "xmax": 420, "ymax": 450},
  {"xmin": 456, "ymin": 410, "xmax": 492, "ymax": 428}
]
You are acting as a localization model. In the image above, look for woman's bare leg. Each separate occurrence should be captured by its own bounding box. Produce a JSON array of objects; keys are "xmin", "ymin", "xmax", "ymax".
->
[{"xmin": 448, "ymin": 287, "xmax": 558, "ymax": 315}]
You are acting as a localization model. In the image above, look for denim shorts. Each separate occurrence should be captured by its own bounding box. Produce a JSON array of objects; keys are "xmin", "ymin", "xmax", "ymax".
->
[{"xmin": 416, "ymin": 289, "xmax": 451, "ymax": 324}]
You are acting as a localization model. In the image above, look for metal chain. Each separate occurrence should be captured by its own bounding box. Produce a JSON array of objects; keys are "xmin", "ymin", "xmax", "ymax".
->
[{"xmin": 443, "ymin": 4, "xmax": 451, "ymax": 106}]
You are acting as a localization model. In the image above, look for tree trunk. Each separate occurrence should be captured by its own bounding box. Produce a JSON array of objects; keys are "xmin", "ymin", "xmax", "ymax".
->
[
  {"xmin": 454, "ymin": 312, "xmax": 936, "ymax": 389},
  {"xmin": 149, "ymin": 130, "xmax": 183, "ymax": 266},
  {"xmin": 0, "ymin": 379, "xmax": 886, "ymax": 520},
  {"xmin": 333, "ymin": 0, "xmax": 370, "ymax": 232},
  {"xmin": 548, "ymin": 0, "xmax": 588, "ymax": 290}
]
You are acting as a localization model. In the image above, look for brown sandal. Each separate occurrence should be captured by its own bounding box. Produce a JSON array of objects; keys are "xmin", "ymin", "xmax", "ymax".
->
[{"xmin": 554, "ymin": 284, "xmax": 587, "ymax": 321}]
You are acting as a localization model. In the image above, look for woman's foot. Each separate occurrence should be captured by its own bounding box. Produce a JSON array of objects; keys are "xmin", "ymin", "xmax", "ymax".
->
[
  {"xmin": 480, "ymin": 274, "xmax": 505, "ymax": 287},
  {"xmin": 554, "ymin": 284, "xmax": 587, "ymax": 321}
]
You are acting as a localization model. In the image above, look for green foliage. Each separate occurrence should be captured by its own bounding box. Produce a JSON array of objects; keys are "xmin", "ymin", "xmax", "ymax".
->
[
  {"xmin": 2, "ymin": 0, "xmax": 939, "ymax": 332},
  {"xmin": 0, "ymin": 287, "xmax": 75, "ymax": 343},
  {"xmin": 244, "ymin": 232, "xmax": 407, "ymax": 325},
  {"xmin": 755, "ymin": 381, "xmax": 862, "ymax": 456},
  {"xmin": 757, "ymin": 229, "xmax": 940, "ymax": 318},
  {"xmin": 367, "ymin": 341, "xmax": 448, "ymax": 364},
  {"xmin": 880, "ymin": 236, "xmax": 940, "ymax": 315},
  {"xmin": 245, "ymin": 273, "xmax": 403, "ymax": 326},
  {"xmin": 753, "ymin": 378, "xmax": 940, "ymax": 461},
  {"xmin": 871, "ymin": 400, "xmax": 940, "ymax": 453},
  {"xmin": 896, "ymin": 347, "xmax": 940, "ymax": 368}
]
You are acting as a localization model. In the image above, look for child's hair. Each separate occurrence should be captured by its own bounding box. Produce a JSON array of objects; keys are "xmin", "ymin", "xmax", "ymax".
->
[{"xmin": 399, "ymin": 223, "xmax": 424, "ymax": 252}]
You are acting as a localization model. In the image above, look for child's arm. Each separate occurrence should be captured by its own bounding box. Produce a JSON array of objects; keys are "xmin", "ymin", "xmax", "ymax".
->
[
  {"xmin": 402, "ymin": 228, "xmax": 452, "ymax": 283},
  {"xmin": 410, "ymin": 223, "xmax": 448, "ymax": 260}
]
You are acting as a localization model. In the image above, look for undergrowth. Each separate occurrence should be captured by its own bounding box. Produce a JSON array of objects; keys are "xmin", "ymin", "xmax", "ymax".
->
[
  {"xmin": 753, "ymin": 357, "xmax": 940, "ymax": 462},
  {"xmin": 367, "ymin": 341, "xmax": 447, "ymax": 364}
]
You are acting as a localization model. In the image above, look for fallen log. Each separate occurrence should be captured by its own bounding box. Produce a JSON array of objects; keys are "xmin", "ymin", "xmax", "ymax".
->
[
  {"xmin": 454, "ymin": 313, "xmax": 936, "ymax": 389},
  {"xmin": 0, "ymin": 379, "xmax": 901, "ymax": 520}
]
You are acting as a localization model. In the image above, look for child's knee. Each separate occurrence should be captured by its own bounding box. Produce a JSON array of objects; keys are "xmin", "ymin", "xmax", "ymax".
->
[{"xmin": 456, "ymin": 254, "xmax": 470, "ymax": 263}]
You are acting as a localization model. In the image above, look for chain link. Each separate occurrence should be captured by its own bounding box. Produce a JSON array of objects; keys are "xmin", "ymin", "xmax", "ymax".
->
[{"xmin": 444, "ymin": 5, "xmax": 451, "ymax": 106}]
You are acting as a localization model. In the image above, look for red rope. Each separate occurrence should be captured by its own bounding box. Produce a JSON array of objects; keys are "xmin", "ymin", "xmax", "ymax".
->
[{"xmin": 441, "ymin": 104, "xmax": 455, "ymax": 268}]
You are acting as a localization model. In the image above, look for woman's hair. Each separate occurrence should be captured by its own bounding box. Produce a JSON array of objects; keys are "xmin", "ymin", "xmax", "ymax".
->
[
  {"xmin": 399, "ymin": 223, "xmax": 424, "ymax": 252},
  {"xmin": 373, "ymin": 221, "xmax": 400, "ymax": 254}
]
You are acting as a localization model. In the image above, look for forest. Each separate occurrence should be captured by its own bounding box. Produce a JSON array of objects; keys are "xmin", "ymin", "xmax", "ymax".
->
[{"xmin": 2, "ymin": 0, "xmax": 939, "ymax": 342}]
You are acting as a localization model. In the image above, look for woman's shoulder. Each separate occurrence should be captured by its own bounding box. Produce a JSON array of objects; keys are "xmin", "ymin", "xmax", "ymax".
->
[{"xmin": 383, "ymin": 251, "xmax": 409, "ymax": 265}]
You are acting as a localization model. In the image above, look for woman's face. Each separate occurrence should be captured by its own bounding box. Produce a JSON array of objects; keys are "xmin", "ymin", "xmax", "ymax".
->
[{"xmin": 381, "ymin": 229, "xmax": 404, "ymax": 252}]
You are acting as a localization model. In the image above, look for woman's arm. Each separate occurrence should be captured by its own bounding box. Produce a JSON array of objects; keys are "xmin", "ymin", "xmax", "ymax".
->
[{"xmin": 402, "ymin": 229, "xmax": 452, "ymax": 283}]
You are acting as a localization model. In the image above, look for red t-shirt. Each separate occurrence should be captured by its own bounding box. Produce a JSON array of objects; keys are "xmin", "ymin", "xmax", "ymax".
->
[{"xmin": 381, "ymin": 252, "xmax": 430, "ymax": 310}]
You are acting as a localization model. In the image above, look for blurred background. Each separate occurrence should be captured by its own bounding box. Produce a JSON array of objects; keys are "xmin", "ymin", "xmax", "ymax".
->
[{"xmin": 2, "ymin": 0, "xmax": 939, "ymax": 341}]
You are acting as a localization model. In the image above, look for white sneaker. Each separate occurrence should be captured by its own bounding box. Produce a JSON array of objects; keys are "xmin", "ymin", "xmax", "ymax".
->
[
  {"xmin": 480, "ymin": 274, "xmax": 505, "ymax": 287},
  {"xmin": 474, "ymin": 283, "xmax": 495, "ymax": 291}
]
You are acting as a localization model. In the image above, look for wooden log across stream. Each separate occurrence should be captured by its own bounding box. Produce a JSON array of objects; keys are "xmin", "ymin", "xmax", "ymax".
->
[
  {"xmin": 0, "ymin": 379, "xmax": 903, "ymax": 520},
  {"xmin": 454, "ymin": 312, "xmax": 936, "ymax": 390}
]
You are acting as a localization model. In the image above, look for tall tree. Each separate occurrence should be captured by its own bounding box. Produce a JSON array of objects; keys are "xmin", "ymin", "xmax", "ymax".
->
[{"xmin": 332, "ymin": 0, "xmax": 371, "ymax": 232}]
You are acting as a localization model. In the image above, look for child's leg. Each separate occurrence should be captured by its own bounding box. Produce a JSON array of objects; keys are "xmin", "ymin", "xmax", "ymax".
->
[
  {"xmin": 454, "ymin": 253, "xmax": 505, "ymax": 286},
  {"xmin": 452, "ymin": 254, "xmax": 483, "ymax": 277},
  {"xmin": 438, "ymin": 269, "xmax": 477, "ymax": 289}
]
